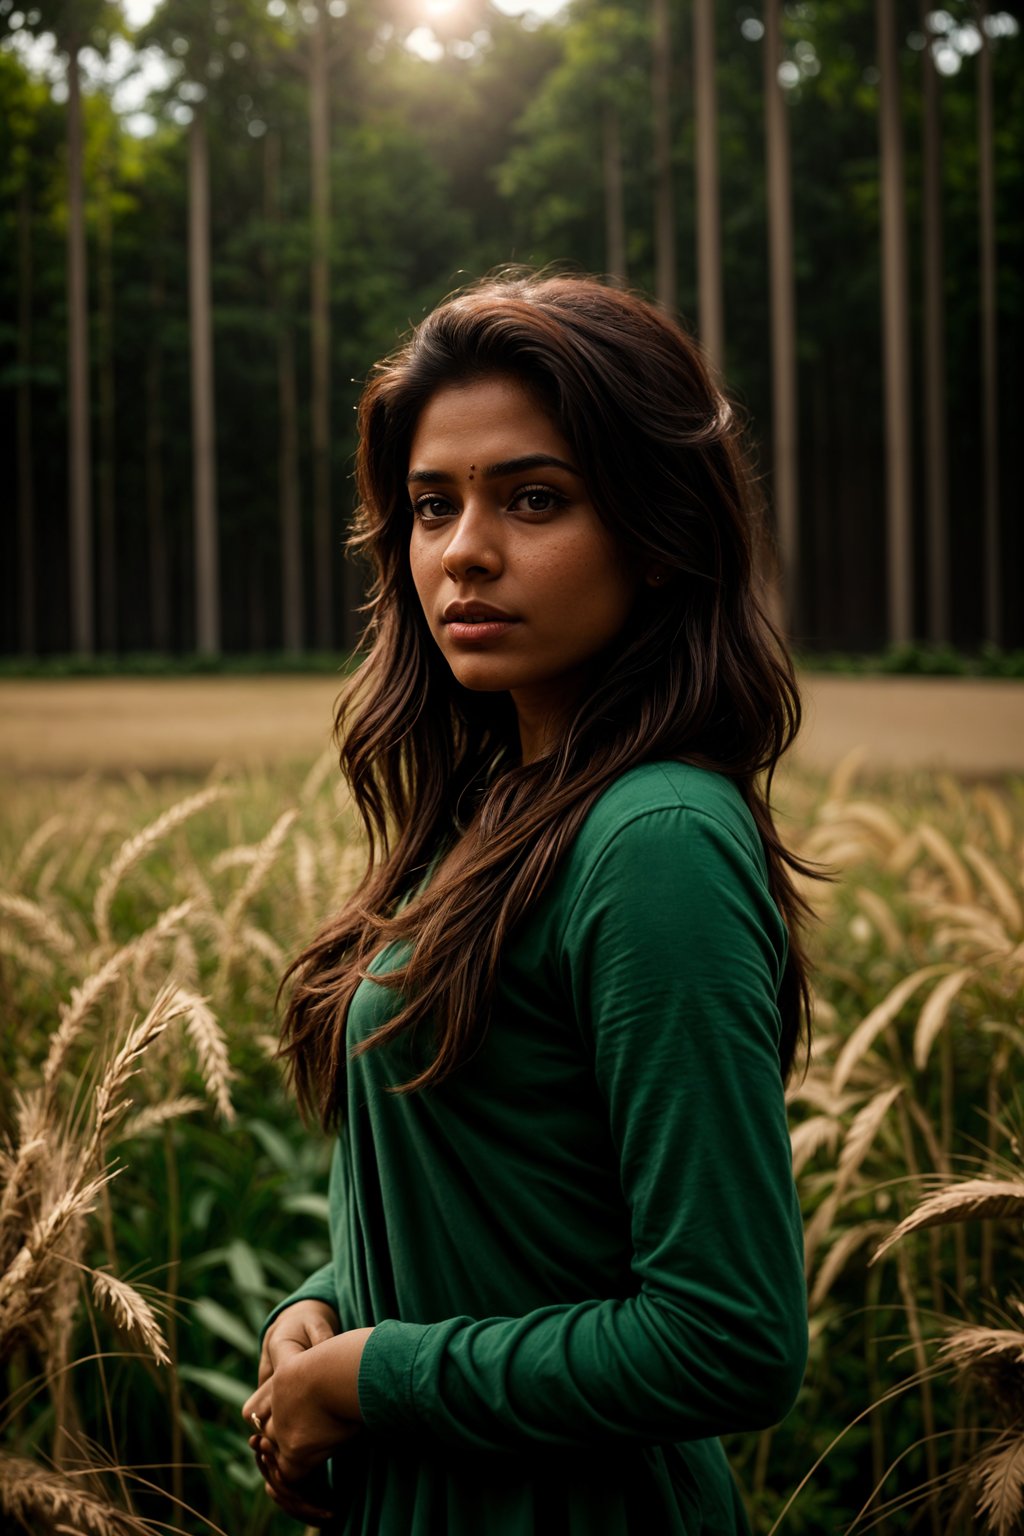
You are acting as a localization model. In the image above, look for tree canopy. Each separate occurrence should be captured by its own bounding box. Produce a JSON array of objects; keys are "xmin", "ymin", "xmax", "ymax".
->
[{"xmin": 1, "ymin": 0, "xmax": 1021, "ymax": 653}]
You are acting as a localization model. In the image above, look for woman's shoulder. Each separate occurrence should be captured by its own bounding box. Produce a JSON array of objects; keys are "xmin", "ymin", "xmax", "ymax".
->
[
  {"xmin": 540, "ymin": 760, "xmax": 784, "ymax": 966},
  {"xmin": 578, "ymin": 761, "xmax": 762, "ymax": 868}
]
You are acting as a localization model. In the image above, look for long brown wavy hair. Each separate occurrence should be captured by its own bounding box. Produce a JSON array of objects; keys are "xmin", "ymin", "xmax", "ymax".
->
[{"xmin": 279, "ymin": 271, "xmax": 814, "ymax": 1126}]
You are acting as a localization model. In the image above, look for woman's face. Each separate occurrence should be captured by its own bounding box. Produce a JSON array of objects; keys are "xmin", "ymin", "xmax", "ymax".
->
[{"xmin": 407, "ymin": 373, "xmax": 643, "ymax": 763}]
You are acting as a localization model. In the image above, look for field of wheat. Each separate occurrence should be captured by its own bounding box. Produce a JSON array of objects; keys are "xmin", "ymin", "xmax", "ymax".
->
[{"xmin": 1, "ymin": 753, "xmax": 1022, "ymax": 1536}]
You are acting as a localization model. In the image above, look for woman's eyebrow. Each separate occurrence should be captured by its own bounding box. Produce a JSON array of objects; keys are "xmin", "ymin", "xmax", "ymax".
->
[{"xmin": 406, "ymin": 453, "xmax": 581, "ymax": 485}]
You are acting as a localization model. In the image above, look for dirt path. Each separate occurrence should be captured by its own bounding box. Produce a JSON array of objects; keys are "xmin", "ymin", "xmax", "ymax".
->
[{"xmin": 1, "ymin": 674, "xmax": 1021, "ymax": 777}]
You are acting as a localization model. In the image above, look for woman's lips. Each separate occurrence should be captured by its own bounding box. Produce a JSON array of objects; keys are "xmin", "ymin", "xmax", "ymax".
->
[
  {"xmin": 442, "ymin": 600, "xmax": 520, "ymax": 643},
  {"xmin": 444, "ymin": 618, "xmax": 520, "ymax": 644},
  {"xmin": 442, "ymin": 601, "xmax": 516, "ymax": 623}
]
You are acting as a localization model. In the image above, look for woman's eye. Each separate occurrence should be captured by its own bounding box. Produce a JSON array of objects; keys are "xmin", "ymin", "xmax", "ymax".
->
[
  {"xmin": 509, "ymin": 485, "xmax": 568, "ymax": 515},
  {"xmin": 413, "ymin": 495, "xmax": 454, "ymax": 521}
]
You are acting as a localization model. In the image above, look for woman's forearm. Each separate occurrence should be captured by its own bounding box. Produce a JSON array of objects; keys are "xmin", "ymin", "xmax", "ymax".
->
[{"xmin": 304, "ymin": 1326, "xmax": 375, "ymax": 1421}]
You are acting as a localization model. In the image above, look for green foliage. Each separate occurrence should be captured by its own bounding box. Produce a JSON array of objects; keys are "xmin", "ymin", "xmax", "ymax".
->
[
  {"xmin": 0, "ymin": 649, "xmax": 357, "ymax": 676},
  {"xmin": 4, "ymin": 644, "xmax": 1023, "ymax": 678},
  {"xmin": 797, "ymin": 643, "xmax": 1024, "ymax": 678}
]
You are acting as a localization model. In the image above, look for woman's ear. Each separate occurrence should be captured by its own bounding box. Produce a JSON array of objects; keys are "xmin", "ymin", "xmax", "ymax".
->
[{"xmin": 644, "ymin": 565, "xmax": 670, "ymax": 588}]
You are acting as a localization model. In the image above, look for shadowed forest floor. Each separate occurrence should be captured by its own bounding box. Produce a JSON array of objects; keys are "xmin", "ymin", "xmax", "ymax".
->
[{"xmin": 0, "ymin": 673, "xmax": 1021, "ymax": 776}]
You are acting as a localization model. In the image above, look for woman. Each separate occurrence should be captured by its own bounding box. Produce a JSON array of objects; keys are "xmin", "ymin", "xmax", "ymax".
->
[{"xmin": 243, "ymin": 271, "xmax": 810, "ymax": 1535}]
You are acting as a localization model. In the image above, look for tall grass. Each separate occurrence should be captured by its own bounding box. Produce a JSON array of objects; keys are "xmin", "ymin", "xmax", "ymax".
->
[
  {"xmin": 754, "ymin": 756, "xmax": 1024, "ymax": 1535},
  {"xmin": 1, "ymin": 753, "xmax": 1021, "ymax": 1534}
]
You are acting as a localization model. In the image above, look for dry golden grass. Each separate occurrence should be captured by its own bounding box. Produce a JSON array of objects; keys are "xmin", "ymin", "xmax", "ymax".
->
[
  {"xmin": 0, "ymin": 1452, "xmax": 147, "ymax": 1535},
  {"xmin": 1, "ymin": 748, "xmax": 1022, "ymax": 1533},
  {"xmin": 781, "ymin": 751, "xmax": 1024, "ymax": 1535},
  {"xmin": 0, "ymin": 754, "xmax": 365, "ymax": 1532}
]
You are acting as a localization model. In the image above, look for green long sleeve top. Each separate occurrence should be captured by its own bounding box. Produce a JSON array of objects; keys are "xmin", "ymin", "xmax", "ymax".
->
[{"xmin": 266, "ymin": 762, "xmax": 808, "ymax": 1535}]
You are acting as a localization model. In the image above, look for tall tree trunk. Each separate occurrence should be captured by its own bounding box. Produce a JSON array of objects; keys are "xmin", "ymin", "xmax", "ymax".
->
[
  {"xmin": 66, "ymin": 41, "xmax": 93, "ymax": 655},
  {"xmin": 279, "ymin": 322, "xmax": 303, "ymax": 653},
  {"xmin": 310, "ymin": 0, "xmax": 333, "ymax": 648},
  {"xmin": 693, "ymin": 0, "xmax": 723, "ymax": 372},
  {"xmin": 17, "ymin": 181, "xmax": 36, "ymax": 655},
  {"xmin": 920, "ymin": 0, "xmax": 949, "ymax": 644},
  {"xmin": 977, "ymin": 1, "xmax": 999, "ymax": 645},
  {"xmin": 266, "ymin": 130, "xmax": 304, "ymax": 653},
  {"xmin": 146, "ymin": 261, "xmax": 170, "ymax": 651},
  {"xmin": 651, "ymin": 0, "xmax": 675, "ymax": 311},
  {"xmin": 876, "ymin": 0, "xmax": 913, "ymax": 645},
  {"xmin": 97, "ymin": 162, "xmax": 117, "ymax": 653},
  {"xmin": 602, "ymin": 101, "xmax": 627, "ymax": 283},
  {"xmin": 189, "ymin": 103, "xmax": 220, "ymax": 655},
  {"xmin": 763, "ymin": 0, "xmax": 799, "ymax": 631},
  {"xmin": 248, "ymin": 546, "xmax": 267, "ymax": 651}
]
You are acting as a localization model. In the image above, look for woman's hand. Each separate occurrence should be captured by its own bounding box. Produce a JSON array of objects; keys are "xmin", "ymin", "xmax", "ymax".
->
[
  {"xmin": 257, "ymin": 1297, "xmax": 340, "ymax": 1387},
  {"xmin": 248, "ymin": 1445, "xmax": 336, "ymax": 1528},
  {"xmin": 243, "ymin": 1326, "xmax": 374, "ymax": 1485}
]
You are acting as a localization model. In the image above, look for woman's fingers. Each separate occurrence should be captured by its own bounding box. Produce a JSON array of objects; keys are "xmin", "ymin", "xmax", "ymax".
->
[
  {"xmin": 256, "ymin": 1445, "xmax": 333, "ymax": 1524},
  {"xmin": 240, "ymin": 1386, "xmax": 271, "ymax": 1434}
]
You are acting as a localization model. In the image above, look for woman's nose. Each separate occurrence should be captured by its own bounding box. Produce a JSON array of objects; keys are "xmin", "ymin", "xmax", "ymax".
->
[{"xmin": 440, "ymin": 502, "xmax": 503, "ymax": 581}]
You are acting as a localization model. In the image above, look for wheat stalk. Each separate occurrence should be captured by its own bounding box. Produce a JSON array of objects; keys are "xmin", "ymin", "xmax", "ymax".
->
[
  {"xmin": 833, "ymin": 965, "xmax": 952, "ymax": 1091},
  {"xmin": 918, "ymin": 823, "xmax": 975, "ymax": 903},
  {"xmin": 939, "ymin": 1324, "xmax": 1024, "ymax": 1373},
  {"xmin": 92, "ymin": 787, "xmax": 226, "ymax": 945},
  {"xmin": 43, "ymin": 952, "xmax": 135, "ymax": 1105},
  {"xmin": 43, "ymin": 904, "xmax": 196, "ymax": 1105},
  {"xmin": 210, "ymin": 845, "xmax": 258, "ymax": 875},
  {"xmin": 973, "ymin": 786, "xmax": 1015, "ymax": 853},
  {"xmin": 331, "ymin": 843, "xmax": 367, "ymax": 907},
  {"xmin": 0, "ymin": 1451, "xmax": 143, "ymax": 1536},
  {"xmin": 786, "ymin": 1076, "xmax": 859, "ymax": 1116},
  {"xmin": 128, "ymin": 899, "xmax": 196, "ymax": 983},
  {"xmin": 0, "ymin": 930, "xmax": 56, "ymax": 979},
  {"xmin": 820, "ymin": 799, "xmax": 905, "ymax": 848},
  {"xmin": 90, "ymin": 1268, "xmax": 170, "ymax": 1367},
  {"xmin": 802, "ymin": 1189, "xmax": 840, "ymax": 1273},
  {"xmin": 826, "ymin": 746, "xmax": 868, "ymax": 801},
  {"xmin": 238, "ymin": 922, "xmax": 285, "ymax": 971},
  {"xmin": 170, "ymin": 928, "xmax": 199, "ymax": 989},
  {"xmin": 913, "ymin": 967, "xmax": 977, "ymax": 1070},
  {"xmin": 223, "ymin": 808, "xmax": 297, "ymax": 932},
  {"xmin": 174, "ymin": 990, "xmax": 234, "ymax": 1124},
  {"xmin": 799, "ymin": 827, "xmax": 877, "ymax": 866},
  {"xmin": 836, "ymin": 1083, "xmax": 904, "ymax": 1196},
  {"xmin": 973, "ymin": 1432, "xmax": 1024, "ymax": 1536},
  {"xmin": 853, "ymin": 886, "xmax": 905, "ymax": 957},
  {"xmin": 88, "ymin": 984, "xmax": 192, "ymax": 1154},
  {"xmin": 809, "ymin": 1221, "xmax": 890, "ymax": 1311},
  {"xmin": 294, "ymin": 831, "xmax": 318, "ymax": 928},
  {"xmin": 0, "ymin": 1131, "xmax": 51, "ymax": 1273},
  {"xmin": 871, "ymin": 1179, "xmax": 1024, "ymax": 1263},
  {"xmin": 911, "ymin": 895, "xmax": 1010, "ymax": 947},
  {"xmin": 300, "ymin": 748, "xmax": 336, "ymax": 804},
  {"xmin": 790, "ymin": 1114, "xmax": 840, "ymax": 1179},
  {"xmin": 962, "ymin": 844, "xmax": 1023, "ymax": 933},
  {"xmin": 0, "ymin": 892, "xmax": 77, "ymax": 959},
  {"xmin": 68, "ymin": 808, "xmax": 118, "ymax": 892},
  {"xmin": 0, "ymin": 1170, "xmax": 115, "ymax": 1348},
  {"xmin": 886, "ymin": 826, "xmax": 922, "ymax": 876},
  {"xmin": 10, "ymin": 812, "xmax": 66, "ymax": 886},
  {"xmin": 120, "ymin": 1097, "xmax": 205, "ymax": 1139}
]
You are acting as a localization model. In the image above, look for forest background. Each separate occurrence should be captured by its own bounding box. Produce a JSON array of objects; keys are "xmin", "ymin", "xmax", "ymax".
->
[{"xmin": 2, "ymin": 0, "xmax": 1022, "ymax": 659}]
